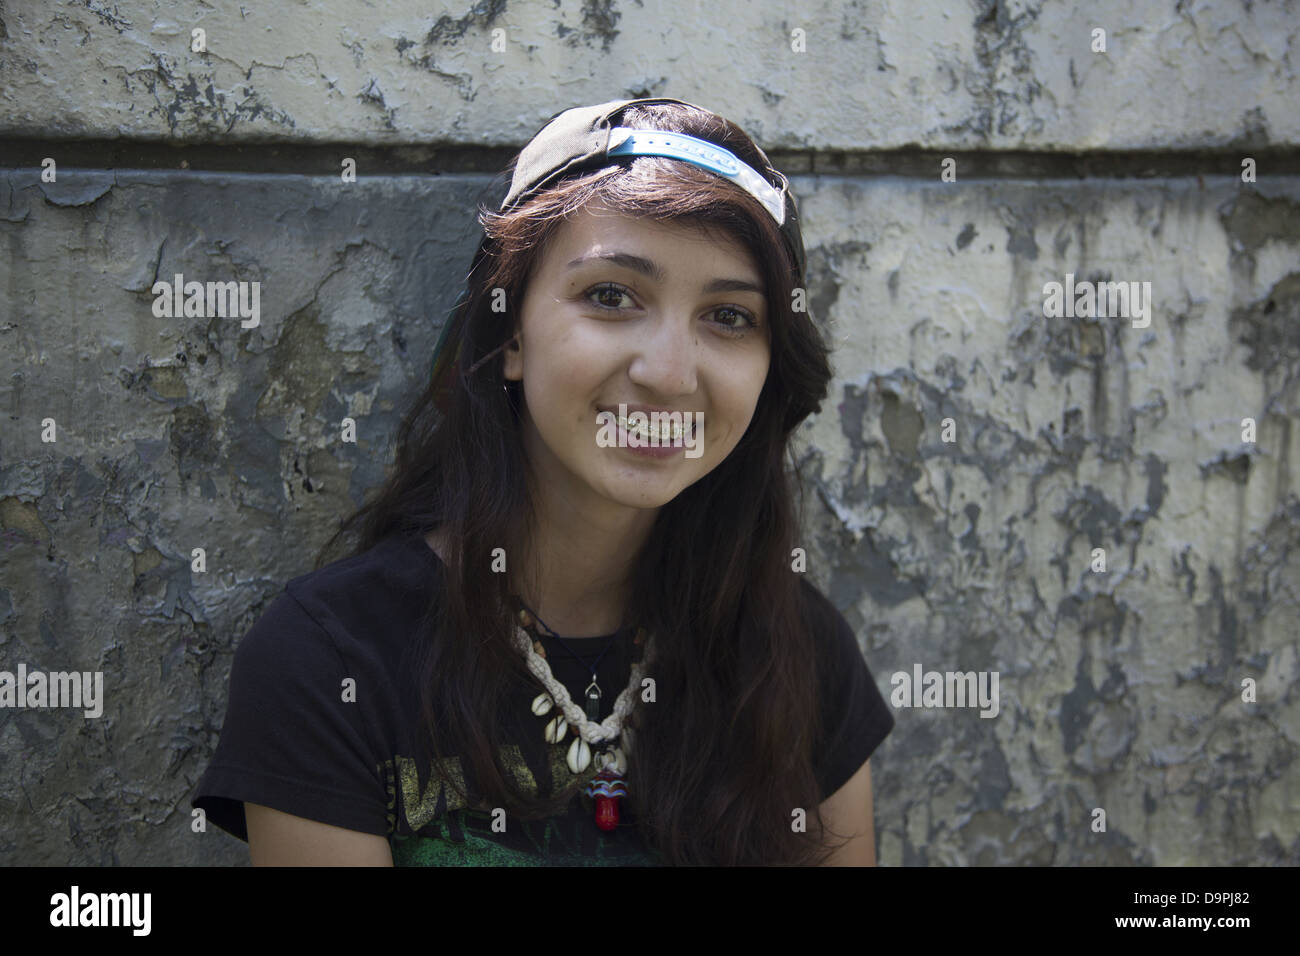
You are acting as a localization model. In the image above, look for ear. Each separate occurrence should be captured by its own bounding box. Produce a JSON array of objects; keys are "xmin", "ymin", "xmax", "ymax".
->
[{"xmin": 501, "ymin": 331, "xmax": 523, "ymax": 382}]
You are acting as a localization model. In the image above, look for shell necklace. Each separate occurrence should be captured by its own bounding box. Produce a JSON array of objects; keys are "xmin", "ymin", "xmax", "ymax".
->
[{"xmin": 511, "ymin": 600, "xmax": 654, "ymax": 832}]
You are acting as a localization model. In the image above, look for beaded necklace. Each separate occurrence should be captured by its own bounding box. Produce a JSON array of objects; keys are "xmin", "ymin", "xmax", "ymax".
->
[{"xmin": 511, "ymin": 598, "xmax": 654, "ymax": 831}]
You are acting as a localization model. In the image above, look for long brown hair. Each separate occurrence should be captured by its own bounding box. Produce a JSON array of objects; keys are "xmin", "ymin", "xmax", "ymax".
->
[{"xmin": 317, "ymin": 101, "xmax": 845, "ymax": 864}]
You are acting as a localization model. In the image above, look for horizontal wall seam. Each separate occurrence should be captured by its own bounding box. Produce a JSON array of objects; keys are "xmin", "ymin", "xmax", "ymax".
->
[{"xmin": 2, "ymin": 140, "xmax": 1297, "ymax": 179}]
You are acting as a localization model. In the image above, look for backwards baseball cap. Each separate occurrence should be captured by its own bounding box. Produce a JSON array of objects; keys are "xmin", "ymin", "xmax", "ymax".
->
[{"xmin": 429, "ymin": 97, "xmax": 807, "ymax": 408}]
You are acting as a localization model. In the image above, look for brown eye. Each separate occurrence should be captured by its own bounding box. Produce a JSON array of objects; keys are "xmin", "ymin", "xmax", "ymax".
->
[
  {"xmin": 587, "ymin": 283, "xmax": 632, "ymax": 309},
  {"xmin": 711, "ymin": 306, "xmax": 759, "ymax": 338},
  {"xmin": 585, "ymin": 283, "xmax": 760, "ymax": 339}
]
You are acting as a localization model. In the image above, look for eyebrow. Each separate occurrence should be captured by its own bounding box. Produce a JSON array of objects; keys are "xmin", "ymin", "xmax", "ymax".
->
[{"xmin": 565, "ymin": 252, "xmax": 764, "ymax": 296}]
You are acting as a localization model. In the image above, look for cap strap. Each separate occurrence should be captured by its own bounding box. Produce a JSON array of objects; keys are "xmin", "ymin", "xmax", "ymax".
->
[{"xmin": 605, "ymin": 127, "xmax": 787, "ymax": 227}]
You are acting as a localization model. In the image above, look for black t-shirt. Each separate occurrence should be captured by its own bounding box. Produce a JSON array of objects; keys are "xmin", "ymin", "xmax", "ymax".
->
[{"xmin": 191, "ymin": 528, "xmax": 895, "ymax": 865}]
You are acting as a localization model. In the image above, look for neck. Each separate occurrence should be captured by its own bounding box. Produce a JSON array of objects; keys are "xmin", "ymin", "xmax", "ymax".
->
[{"xmin": 512, "ymin": 487, "xmax": 657, "ymax": 640}]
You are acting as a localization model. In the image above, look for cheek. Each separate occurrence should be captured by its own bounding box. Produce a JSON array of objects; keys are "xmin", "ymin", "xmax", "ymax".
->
[
  {"xmin": 720, "ymin": 358, "xmax": 769, "ymax": 417},
  {"xmin": 712, "ymin": 370, "xmax": 768, "ymax": 449},
  {"xmin": 523, "ymin": 328, "xmax": 607, "ymax": 410},
  {"xmin": 529, "ymin": 312, "xmax": 596, "ymax": 365}
]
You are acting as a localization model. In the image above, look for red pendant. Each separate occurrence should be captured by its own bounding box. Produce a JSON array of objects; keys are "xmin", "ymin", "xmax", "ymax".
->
[
  {"xmin": 595, "ymin": 796, "xmax": 619, "ymax": 831},
  {"xmin": 585, "ymin": 767, "xmax": 627, "ymax": 832}
]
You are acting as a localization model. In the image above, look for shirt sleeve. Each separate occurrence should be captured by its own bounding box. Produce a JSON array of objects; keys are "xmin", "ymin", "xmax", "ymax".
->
[
  {"xmin": 810, "ymin": 587, "xmax": 896, "ymax": 800},
  {"xmin": 191, "ymin": 590, "xmax": 390, "ymax": 843}
]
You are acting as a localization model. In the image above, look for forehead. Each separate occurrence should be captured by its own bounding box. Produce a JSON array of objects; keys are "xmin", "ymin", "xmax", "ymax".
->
[{"xmin": 535, "ymin": 200, "xmax": 763, "ymax": 282}]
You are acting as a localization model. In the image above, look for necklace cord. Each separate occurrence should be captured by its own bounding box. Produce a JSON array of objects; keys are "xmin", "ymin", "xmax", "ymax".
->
[{"xmin": 514, "ymin": 597, "xmax": 624, "ymax": 681}]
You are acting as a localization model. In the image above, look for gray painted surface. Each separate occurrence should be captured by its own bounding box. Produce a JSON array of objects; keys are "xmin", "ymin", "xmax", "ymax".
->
[
  {"xmin": 1, "ymin": 0, "xmax": 1296, "ymax": 149},
  {"xmin": 0, "ymin": 0, "xmax": 1297, "ymax": 865}
]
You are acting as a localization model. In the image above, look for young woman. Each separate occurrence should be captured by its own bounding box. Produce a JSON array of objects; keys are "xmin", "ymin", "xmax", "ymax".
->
[{"xmin": 193, "ymin": 98, "xmax": 895, "ymax": 866}]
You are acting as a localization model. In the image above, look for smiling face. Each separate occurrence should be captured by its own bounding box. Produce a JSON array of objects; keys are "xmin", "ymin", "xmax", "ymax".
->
[{"xmin": 501, "ymin": 199, "xmax": 772, "ymax": 518}]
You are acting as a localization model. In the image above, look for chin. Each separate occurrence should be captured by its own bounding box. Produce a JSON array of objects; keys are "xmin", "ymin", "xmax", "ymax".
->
[
  {"xmin": 618, "ymin": 489, "xmax": 680, "ymax": 509},
  {"xmin": 600, "ymin": 480, "xmax": 684, "ymax": 510}
]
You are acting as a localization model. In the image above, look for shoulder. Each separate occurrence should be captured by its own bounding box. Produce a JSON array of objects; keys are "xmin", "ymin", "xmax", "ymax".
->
[
  {"xmin": 233, "ymin": 530, "xmax": 444, "ymax": 679},
  {"xmin": 794, "ymin": 576, "xmax": 859, "ymax": 669},
  {"xmin": 279, "ymin": 531, "xmax": 443, "ymax": 644},
  {"xmin": 795, "ymin": 577, "xmax": 896, "ymax": 796},
  {"xmin": 284, "ymin": 531, "xmax": 441, "ymax": 617},
  {"xmin": 793, "ymin": 576, "xmax": 891, "ymax": 698}
]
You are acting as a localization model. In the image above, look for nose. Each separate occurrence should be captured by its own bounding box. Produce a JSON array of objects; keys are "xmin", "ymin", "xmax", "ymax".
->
[{"xmin": 626, "ymin": 312, "xmax": 699, "ymax": 396}]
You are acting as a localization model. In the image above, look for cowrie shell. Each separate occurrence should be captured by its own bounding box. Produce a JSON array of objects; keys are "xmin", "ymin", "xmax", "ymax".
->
[
  {"xmin": 544, "ymin": 714, "xmax": 568, "ymax": 744},
  {"xmin": 606, "ymin": 746, "xmax": 626, "ymax": 775},
  {"xmin": 531, "ymin": 692, "xmax": 554, "ymax": 716},
  {"xmin": 594, "ymin": 746, "xmax": 626, "ymax": 775},
  {"xmin": 567, "ymin": 736, "xmax": 592, "ymax": 774}
]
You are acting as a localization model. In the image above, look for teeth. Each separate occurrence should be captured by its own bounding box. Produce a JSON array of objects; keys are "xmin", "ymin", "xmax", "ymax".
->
[{"xmin": 616, "ymin": 413, "xmax": 690, "ymax": 441}]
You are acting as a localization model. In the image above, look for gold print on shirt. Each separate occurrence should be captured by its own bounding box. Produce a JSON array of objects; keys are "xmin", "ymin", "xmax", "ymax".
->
[
  {"xmin": 549, "ymin": 740, "xmax": 600, "ymax": 797},
  {"xmin": 380, "ymin": 758, "xmax": 397, "ymax": 833},
  {"xmin": 392, "ymin": 745, "xmax": 545, "ymax": 833},
  {"xmin": 498, "ymin": 743, "xmax": 540, "ymax": 794},
  {"xmin": 398, "ymin": 754, "xmax": 469, "ymax": 831}
]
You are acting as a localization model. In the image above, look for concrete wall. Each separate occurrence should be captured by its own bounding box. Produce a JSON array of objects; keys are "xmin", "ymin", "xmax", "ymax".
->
[{"xmin": 1, "ymin": 0, "xmax": 1297, "ymax": 865}]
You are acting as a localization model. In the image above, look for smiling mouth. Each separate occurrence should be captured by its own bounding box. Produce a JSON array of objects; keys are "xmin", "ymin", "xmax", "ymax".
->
[{"xmin": 599, "ymin": 408, "xmax": 698, "ymax": 442}]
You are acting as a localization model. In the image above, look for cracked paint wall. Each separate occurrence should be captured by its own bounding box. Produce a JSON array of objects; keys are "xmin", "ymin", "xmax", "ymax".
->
[{"xmin": 1, "ymin": 0, "xmax": 1297, "ymax": 866}]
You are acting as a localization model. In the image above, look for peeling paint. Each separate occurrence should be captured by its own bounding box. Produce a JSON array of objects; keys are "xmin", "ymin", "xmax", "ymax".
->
[
  {"xmin": 0, "ymin": 5, "xmax": 1297, "ymax": 869},
  {"xmin": 38, "ymin": 173, "xmax": 115, "ymax": 207},
  {"xmin": 1229, "ymin": 272, "xmax": 1300, "ymax": 375}
]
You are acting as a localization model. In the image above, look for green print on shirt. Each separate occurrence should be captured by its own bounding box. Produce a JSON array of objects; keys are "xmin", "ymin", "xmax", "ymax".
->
[
  {"xmin": 390, "ymin": 808, "xmax": 657, "ymax": 866},
  {"xmin": 379, "ymin": 746, "xmax": 659, "ymax": 865},
  {"xmin": 381, "ymin": 745, "xmax": 562, "ymax": 831}
]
